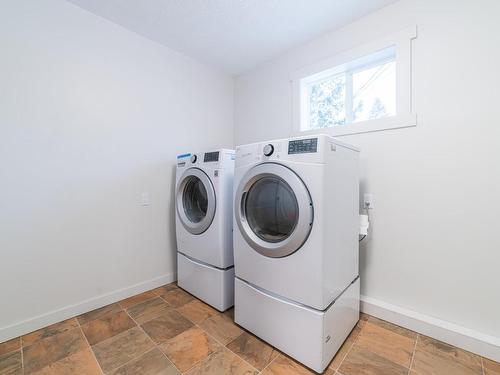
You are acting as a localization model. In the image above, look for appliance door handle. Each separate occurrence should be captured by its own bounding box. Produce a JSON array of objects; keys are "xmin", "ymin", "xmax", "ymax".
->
[{"xmin": 240, "ymin": 191, "xmax": 248, "ymax": 222}]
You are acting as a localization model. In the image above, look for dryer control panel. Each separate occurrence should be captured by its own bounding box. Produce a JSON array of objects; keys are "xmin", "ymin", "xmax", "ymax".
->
[{"xmin": 288, "ymin": 138, "xmax": 318, "ymax": 154}]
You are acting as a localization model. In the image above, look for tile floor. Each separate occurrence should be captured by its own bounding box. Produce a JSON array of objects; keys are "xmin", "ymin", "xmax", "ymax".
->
[{"xmin": 1, "ymin": 282, "xmax": 499, "ymax": 375}]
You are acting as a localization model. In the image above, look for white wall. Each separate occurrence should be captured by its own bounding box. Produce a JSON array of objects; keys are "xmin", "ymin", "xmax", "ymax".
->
[
  {"xmin": 235, "ymin": 0, "xmax": 500, "ymax": 352},
  {"xmin": 0, "ymin": 0, "xmax": 233, "ymax": 340}
]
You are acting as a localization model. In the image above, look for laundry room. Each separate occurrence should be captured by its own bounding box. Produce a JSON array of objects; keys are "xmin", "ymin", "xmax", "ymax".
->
[{"xmin": 1, "ymin": 1, "xmax": 499, "ymax": 374}]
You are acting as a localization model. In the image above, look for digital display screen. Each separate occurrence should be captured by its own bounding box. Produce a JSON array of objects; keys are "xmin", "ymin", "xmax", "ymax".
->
[
  {"xmin": 288, "ymin": 138, "xmax": 318, "ymax": 154},
  {"xmin": 204, "ymin": 151, "xmax": 219, "ymax": 162}
]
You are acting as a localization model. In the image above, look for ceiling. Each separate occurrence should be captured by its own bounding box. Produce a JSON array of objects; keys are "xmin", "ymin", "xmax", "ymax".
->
[{"xmin": 67, "ymin": 0, "xmax": 398, "ymax": 75}]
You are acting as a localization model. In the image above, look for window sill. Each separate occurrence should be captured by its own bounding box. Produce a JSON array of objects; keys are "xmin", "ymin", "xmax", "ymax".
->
[{"xmin": 294, "ymin": 113, "xmax": 416, "ymax": 137}]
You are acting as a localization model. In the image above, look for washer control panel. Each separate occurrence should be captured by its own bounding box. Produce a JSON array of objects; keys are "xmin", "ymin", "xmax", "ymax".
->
[
  {"xmin": 288, "ymin": 138, "xmax": 318, "ymax": 154},
  {"xmin": 203, "ymin": 151, "xmax": 219, "ymax": 162}
]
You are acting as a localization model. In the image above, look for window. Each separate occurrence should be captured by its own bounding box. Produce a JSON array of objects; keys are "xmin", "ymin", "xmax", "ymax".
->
[
  {"xmin": 292, "ymin": 27, "xmax": 416, "ymax": 136},
  {"xmin": 304, "ymin": 47, "xmax": 395, "ymax": 129},
  {"xmin": 352, "ymin": 59, "xmax": 396, "ymax": 122}
]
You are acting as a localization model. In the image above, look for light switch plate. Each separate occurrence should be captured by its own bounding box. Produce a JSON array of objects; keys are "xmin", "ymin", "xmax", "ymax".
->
[{"xmin": 141, "ymin": 192, "xmax": 150, "ymax": 206}]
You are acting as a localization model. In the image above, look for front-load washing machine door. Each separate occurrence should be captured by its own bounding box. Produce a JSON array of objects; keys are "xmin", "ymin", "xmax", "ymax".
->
[
  {"xmin": 235, "ymin": 163, "xmax": 313, "ymax": 258},
  {"xmin": 177, "ymin": 168, "xmax": 216, "ymax": 235}
]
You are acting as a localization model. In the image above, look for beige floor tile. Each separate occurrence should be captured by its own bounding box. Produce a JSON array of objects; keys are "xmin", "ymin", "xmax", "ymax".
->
[
  {"xmin": 412, "ymin": 336, "xmax": 482, "ymax": 375},
  {"xmin": 484, "ymin": 358, "xmax": 500, "ymax": 375},
  {"xmin": 141, "ymin": 310, "xmax": 194, "ymax": 344},
  {"xmin": 22, "ymin": 318, "xmax": 79, "ymax": 347},
  {"xmin": 356, "ymin": 316, "xmax": 367, "ymax": 328},
  {"xmin": 260, "ymin": 354, "xmax": 314, "ymax": 375},
  {"xmin": 355, "ymin": 319, "xmax": 416, "ymax": 368},
  {"xmin": 367, "ymin": 316, "xmax": 417, "ymax": 339},
  {"xmin": 325, "ymin": 323, "xmax": 363, "ymax": 372},
  {"xmin": 226, "ymin": 332, "xmax": 278, "ymax": 371},
  {"xmin": 199, "ymin": 314, "xmax": 243, "ymax": 345},
  {"xmin": 223, "ymin": 308, "xmax": 234, "ymax": 320},
  {"xmin": 120, "ymin": 290, "xmax": 159, "ymax": 310},
  {"xmin": 0, "ymin": 350, "xmax": 22, "ymax": 375},
  {"xmin": 110, "ymin": 348, "xmax": 179, "ymax": 375},
  {"xmin": 159, "ymin": 327, "xmax": 221, "ymax": 372},
  {"xmin": 0, "ymin": 338, "xmax": 21, "ymax": 356},
  {"xmin": 360, "ymin": 312, "xmax": 370, "ymax": 322},
  {"xmin": 81, "ymin": 310, "xmax": 136, "ymax": 345},
  {"xmin": 77, "ymin": 303, "xmax": 123, "ymax": 325},
  {"xmin": 185, "ymin": 348, "xmax": 258, "ymax": 375},
  {"xmin": 127, "ymin": 297, "xmax": 172, "ymax": 324},
  {"xmin": 339, "ymin": 344, "xmax": 408, "ymax": 375},
  {"xmin": 151, "ymin": 283, "xmax": 178, "ymax": 297},
  {"xmin": 176, "ymin": 300, "xmax": 219, "ymax": 325},
  {"xmin": 29, "ymin": 348, "xmax": 101, "ymax": 375},
  {"xmin": 92, "ymin": 327, "xmax": 154, "ymax": 373},
  {"xmin": 23, "ymin": 327, "xmax": 88, "ymax": 374},
  {"xmin": 160, "ymin": 288, "xmax": 195, "ymax": 308}
]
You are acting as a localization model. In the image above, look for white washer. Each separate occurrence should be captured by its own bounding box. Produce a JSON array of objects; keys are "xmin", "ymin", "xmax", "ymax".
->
[
  {"xmin": 175, "ymin": 149, "xmax": 235, "ymax": 311},
  {"xmin": 233, "ymin": 135, "xmax": 360, "ymax": 373}
]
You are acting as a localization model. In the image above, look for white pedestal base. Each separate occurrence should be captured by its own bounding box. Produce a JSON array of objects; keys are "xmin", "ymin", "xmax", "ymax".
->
[
  {"xmin": 177, "ymin": 252, "xmax": 234, "ymax": 311},
  {"xmin": 235, "ymin": 277, "xmax": 360, "ymax": 373}
]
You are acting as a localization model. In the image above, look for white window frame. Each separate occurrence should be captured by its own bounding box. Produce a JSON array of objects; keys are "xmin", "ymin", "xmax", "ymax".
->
[{"xmin": 291, "ymin": 26, "xmax": 417, "ymax": 137}]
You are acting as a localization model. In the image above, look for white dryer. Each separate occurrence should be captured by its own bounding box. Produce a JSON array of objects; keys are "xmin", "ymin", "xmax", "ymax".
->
[
  {"xmin": 176, "ymin": 149, "xmax": 235, "ymax": 311},
  {"xmin": 233, "ymin": 135, "xmax": 360, "ymax": 373}
]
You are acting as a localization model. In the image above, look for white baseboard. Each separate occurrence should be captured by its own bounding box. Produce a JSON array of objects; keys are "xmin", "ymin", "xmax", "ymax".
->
[
  {"xmin": 0, "ymin": 272, "xmax": 176, "ymax": 343},
  {"xmin": 361, "ymin": 295, "xmax": 500, "ymax": 363}
]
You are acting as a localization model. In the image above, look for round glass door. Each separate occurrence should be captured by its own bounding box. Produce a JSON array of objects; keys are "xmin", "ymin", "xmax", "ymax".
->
[
  {"xmin": 235, "ymin": 163, "xmax": 313, "ymax": 258},
  {"xmin": 245, "ymin": 176, "xmax": 299, "ymax": 243},
  {"xmin": 176, "ymin": 168, "xmax": 216, "ymax": 235},
  {"xmin": 182, "ymin": 176, "xmax": 208, "ymax": 223}
]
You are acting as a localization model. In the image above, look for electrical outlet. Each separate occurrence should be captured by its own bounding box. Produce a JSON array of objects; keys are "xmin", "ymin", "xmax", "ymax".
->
[
  {"xmin": 363, "ymin": 193, "xmax": 373, "ymax": 209},
  {"xmin": 359, "ymin": 214, "xmax": 369, "ymax": 235}
]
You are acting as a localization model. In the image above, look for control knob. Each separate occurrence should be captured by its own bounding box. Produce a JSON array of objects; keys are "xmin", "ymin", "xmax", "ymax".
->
[{"xmin": 263, "ymin": 144, "xmax": 274, "ymax": 157}]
